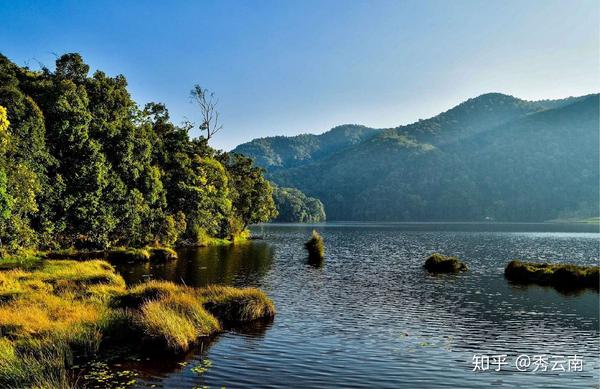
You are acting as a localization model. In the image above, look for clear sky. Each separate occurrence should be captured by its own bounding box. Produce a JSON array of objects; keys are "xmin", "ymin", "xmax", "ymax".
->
[{"xmin": 1, "ymin": 0, "xmax": 598, "ymax": 150}]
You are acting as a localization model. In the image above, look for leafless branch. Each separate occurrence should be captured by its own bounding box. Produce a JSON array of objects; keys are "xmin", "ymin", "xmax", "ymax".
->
[{"xmin": 190, "ymin": 85, "xmax": 223, "ymax": 141}]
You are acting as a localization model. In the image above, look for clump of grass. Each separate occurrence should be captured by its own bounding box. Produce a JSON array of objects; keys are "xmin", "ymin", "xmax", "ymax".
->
[
  {"xmin": 505, "ymin": 260, "xmax": 599, "ymax": 291},
  {"xmin": 0, "ymin": 338, "xmax": 73, "ymax": 389},
  {"xmin": 199, "ymin": 285, "xmax": 276, "ymax": 323},
  {"xmin": 305, "ymin": 230, "xmax": 324, "ymax": 263},
  {"xmin": 147, "ymin": 247, "xmax": 178, "ymax": 262},
  {"xmin": 0, "ymin": 260, "xmax": 124, "ymax": 388},
  {"xmin": 106, "ymin": 247, "xmax": 151, "ymax": 263},
  {"xmin": 110, "ymin": 280, "xmax": 181, "ymax": 309},
  {"xmin": 0, "ymin": 260, "xmax": 275, "ymax": 387},
  {"xmin": 423, "ymin": 253, "xmax": 468, "ymax": 273},
  {"xmin": 136, "ymin": 293, "xmax": 220, "ymax": 352}
]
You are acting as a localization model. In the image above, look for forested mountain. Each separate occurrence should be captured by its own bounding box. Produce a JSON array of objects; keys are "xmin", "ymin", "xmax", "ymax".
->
[
  {"xmin": 235, "ymin": 93, "xmax": 599, "ymax": 222},
  {"xmin": 0, "ymin": 53, "xmax": 276, "ymax": 252},
  {"xmin": 233, "ymin": 124, "xmax": 379, "ymax": 170}
]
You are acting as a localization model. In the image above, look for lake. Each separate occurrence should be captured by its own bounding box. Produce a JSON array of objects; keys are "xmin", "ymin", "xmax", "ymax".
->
[{"xmin": 109, "ymin": 223, "xmax": 599, "ymax": 388}]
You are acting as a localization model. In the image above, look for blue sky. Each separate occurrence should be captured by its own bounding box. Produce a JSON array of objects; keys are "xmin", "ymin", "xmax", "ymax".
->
[{"xmin": 1, "ymin": 0, "xmax": 598, "ymax": 150}]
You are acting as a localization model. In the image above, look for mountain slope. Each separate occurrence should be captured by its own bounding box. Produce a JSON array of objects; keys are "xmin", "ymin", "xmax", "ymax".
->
[
  {"xmin": 232, "ymin": 124, "xmax": 379, "ymax": 171},
  {"xmin": 236, "ymin": 93, "xmax": 599, "ymax": 222}
]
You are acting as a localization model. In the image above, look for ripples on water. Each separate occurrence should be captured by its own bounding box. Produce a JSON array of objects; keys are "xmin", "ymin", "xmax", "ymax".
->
[{"xmin": 113, "ymin": 223, "xmax": 599, "ymax": 388}]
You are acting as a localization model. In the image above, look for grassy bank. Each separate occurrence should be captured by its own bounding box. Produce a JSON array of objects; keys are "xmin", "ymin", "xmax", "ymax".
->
[
  {"xmin": 192, "ymin": 229, "xmax": 251, "ymax": 247},
  {"xmin": 504, "ymin": 260, "xmax": 599, "ymax": 291},
  {"xmin": 43, "ymin": 246, "xmax": 178, "ymax": 263},
  {"xmin": 0, "ymin": 260, "xmax": 275, "ymax": 388}
]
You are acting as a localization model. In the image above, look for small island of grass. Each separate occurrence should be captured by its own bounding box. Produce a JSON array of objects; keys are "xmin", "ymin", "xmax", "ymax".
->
[
  {"xmin": 423, "ymin": 253, "xmax": 468, "ymax": 273},
  {"xmin": 504, "ymin": 260, "xmax": 599, "ymax": 291},
  {"xmin": 305, "ymin": 230, "xmax": 325, "ymax": 264},
  {"xmin": 0, "ymin": 259, "xmax": 275, "ymax": 388}
]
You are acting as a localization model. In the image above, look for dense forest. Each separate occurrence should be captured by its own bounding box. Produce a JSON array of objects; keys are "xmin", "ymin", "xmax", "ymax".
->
[
  {"xmin": 234, "ymin": 93, "xmax": 599, "ymax": 222},
  {"xmin": 272, "ymin": 186, "xmax": 326, "ymax": 222},
  {"xmin": 0, "ymin": 53, "xmax": 277, "ymax": 253}
]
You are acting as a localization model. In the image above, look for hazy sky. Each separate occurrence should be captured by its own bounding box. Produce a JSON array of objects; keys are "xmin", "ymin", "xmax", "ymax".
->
[{"xmin": 1, "ymin": 0, "xmax": 598, "ymax": 150}]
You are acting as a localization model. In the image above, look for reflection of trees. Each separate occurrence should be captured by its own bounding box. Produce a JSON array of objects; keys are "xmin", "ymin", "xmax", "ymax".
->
[{"xmin": 117, "ymin": 242, "xmax": 275, "ymax": 287}]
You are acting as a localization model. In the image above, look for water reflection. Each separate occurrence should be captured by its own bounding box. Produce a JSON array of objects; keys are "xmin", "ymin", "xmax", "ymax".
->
[
  {"xmin": 115, "ymin": 242, "xmax": 275, "ymax": 287},
  {"xmin": 105, "ymin": 223, "xmax": 599, "ymax": 388}
]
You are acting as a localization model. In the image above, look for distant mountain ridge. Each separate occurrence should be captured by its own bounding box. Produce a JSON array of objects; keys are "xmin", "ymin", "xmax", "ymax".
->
[
  {"xmin": 234, "ymin": 93, "xmax": 599, "ymax": 222},
  {"xmin": 233, "ymin": 124, "xmax": 379, "ymax": 171}
]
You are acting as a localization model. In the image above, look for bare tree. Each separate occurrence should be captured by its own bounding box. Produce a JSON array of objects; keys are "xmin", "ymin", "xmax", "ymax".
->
[{"xmin": 190, "ymin": 84, "xmax": 223, "ymax": 141}]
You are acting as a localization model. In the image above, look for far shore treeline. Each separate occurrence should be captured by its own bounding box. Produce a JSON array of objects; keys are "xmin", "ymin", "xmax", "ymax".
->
[{"xmin": 0, "ymin": 53, "xmax": 277, "ymax": 254}]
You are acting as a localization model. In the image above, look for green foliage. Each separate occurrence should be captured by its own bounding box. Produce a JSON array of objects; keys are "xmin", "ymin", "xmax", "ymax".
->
[
  {"xmin": 272, "ymin": 185, "xmax": 325, "ymax": 222},
  {"xmin": 223, "ymin": 153, "xmax": 277, "ymax": 231},
  {"xmin": 236, "ymin": 93, "xmax": 599, "ymax": 222},
  {"xmin": 0, "ymin": 52, "xmax": 276, "ymax": 253}
]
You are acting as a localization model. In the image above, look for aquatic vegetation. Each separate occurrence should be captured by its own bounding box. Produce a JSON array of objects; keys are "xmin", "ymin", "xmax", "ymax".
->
[
  {"xmin": 190, "ymin": 358, "xmax": 213, "ymax": 375},
  {"xmin": 44, "ymin": 246, "xmax": 178, "ymax": 264},
  {"xmin": 147, "ymin": 247, "xmax": 178, "ymax": 261},
  {"xmin": 305, "ymin": 230, "xmax": 325, "ymax": 263},
  {"xmin": 107, "ymin": 248, "xmax": 151, "ymax": 263},
  {"xmin": 504, "ymin": 260, "xmax": 599, "ymax": 291},
  {"xmin": 199, "ymin": 285, "xmax": 276, "ymax": 323},
  {"xmin": 423, "ymin": 253, "xmax": 468, "ymax": 273},
  {"xmin": 137, "ymin": 293, "xmax": 220, "ymax": 352},
  {"xmin": 0, "ymin": 260, "xmax": 275, "ymax": 387}
]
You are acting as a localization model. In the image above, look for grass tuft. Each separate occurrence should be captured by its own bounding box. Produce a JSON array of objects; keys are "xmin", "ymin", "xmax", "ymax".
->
[
  {"xmin": 423, "ymin": 253, "xmax": 468, "ymax": 273},
  {"xmin": 305, "ymin": 230, "xmax": 324, "ymax": 264},
  {"xmin": 136, "ymin": 293, "xmax": 220, "ymax": 352},
  {"xmin": 504, "ymin": 260, "xmax": 599, "ymax": 291},
  {"xmin": 199, "ymin": 285, "xmax": 276, "ymax": 323},
  {"xmin": 147, "ymin": 247, "xmax": 178, "ymax": 262},
  {"xmin": 106, "ymin": 247, "xmax": 151, "ymax": 263}
]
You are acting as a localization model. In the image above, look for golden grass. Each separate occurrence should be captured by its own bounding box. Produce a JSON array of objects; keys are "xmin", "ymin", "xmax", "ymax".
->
[
  {"xmin": 137, "ymin": 293, "xmax": 220, "ymax": 351},
  {"xmin": 199, "ymin": 285, "xmax": 276, "ymax": 323},
  {"xmin": 147, "ymin": 247, "xmax": 178, "ymax": 261},
  {"xmin": 106, "ymin": 247, "xmax": 151, "ymax": 263},
  {"xmin": 305, "ymin": 230, "xmax": 324, "ymax": 263},
  {"xmin": 0, "ymin": 259, "xmax": 275, "ymax": 387}
]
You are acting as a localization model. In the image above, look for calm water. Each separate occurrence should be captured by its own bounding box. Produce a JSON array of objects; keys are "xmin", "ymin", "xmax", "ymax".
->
[{"xmin": 111, "ymin": 223, "xmax": 599, "ymax": 389}]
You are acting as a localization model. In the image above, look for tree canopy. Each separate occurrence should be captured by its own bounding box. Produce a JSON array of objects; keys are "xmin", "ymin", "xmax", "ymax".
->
[{"xmin": 0, "ymin": 53, "xmax": 276, "ymax": 252}]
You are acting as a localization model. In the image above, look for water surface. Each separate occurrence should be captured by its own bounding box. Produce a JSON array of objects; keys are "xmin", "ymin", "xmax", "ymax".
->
[{"xmin": 113, "ymin": 223, "xmax": 599, "ymax": 388}]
